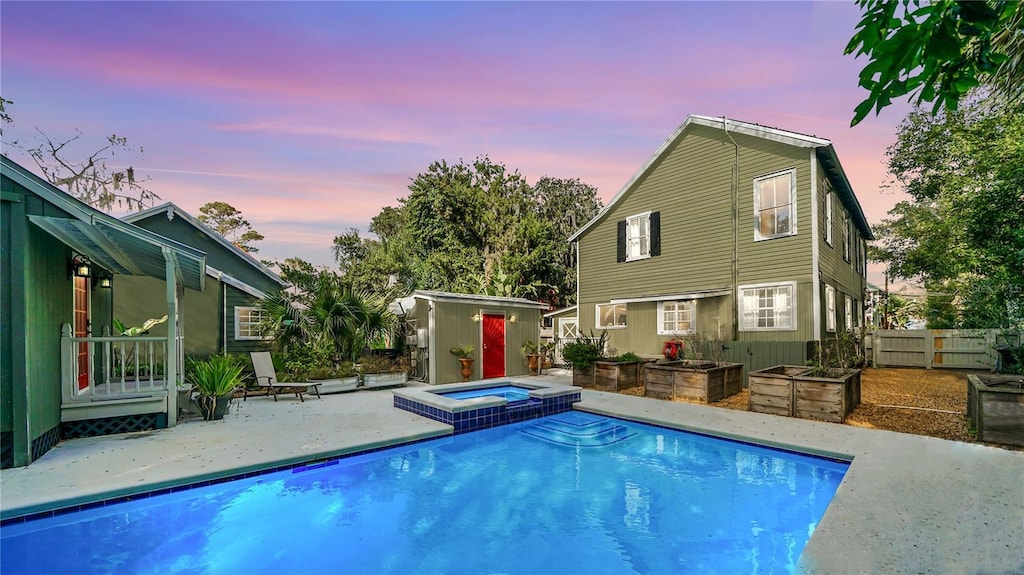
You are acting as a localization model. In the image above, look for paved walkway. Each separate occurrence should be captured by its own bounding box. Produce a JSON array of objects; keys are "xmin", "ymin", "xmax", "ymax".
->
[{"xmin": 2, "ymin": 374, "xmax": 1022, "ymax": 574}]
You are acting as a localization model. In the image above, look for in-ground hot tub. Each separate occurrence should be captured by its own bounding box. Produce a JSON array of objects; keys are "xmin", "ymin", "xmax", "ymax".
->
[{"xmin": 394, "ymin": 379, "xmax": 581, "ymax": 433}]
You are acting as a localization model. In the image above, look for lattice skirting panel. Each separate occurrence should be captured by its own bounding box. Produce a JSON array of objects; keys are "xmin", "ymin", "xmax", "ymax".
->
[
  {"xmin": 62, "ymin": 413, "xmax": 167, "ymax": 440},
  {"xmin": 30, "ymin": 425, "xmax": 61, "ymax": 462},
  {"xmin": 1, "ymin": 431, "xmax": 13, "ymax": 469}
]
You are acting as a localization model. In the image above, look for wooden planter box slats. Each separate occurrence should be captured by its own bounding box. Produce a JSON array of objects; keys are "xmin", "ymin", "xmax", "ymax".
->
[
  {"xmin": 749, "ymin": 365, "xmax": 861, "ymax": 423},
  {"xmin": 968, "ymin": 374, "xmax": 1024, "ymax": 446},
  {"xmin": 644, "ymin": 361, "xmax": 743, "ymax": 403},
  {"xmin": 573, "ymin": 360, "xmax": 647, "ymax": 391}
]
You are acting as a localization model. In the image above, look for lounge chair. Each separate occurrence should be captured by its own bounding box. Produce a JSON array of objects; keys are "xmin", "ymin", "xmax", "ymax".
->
[{"xmin": 247, "ymin": 351, "xmax": 322, "ymax": 402}]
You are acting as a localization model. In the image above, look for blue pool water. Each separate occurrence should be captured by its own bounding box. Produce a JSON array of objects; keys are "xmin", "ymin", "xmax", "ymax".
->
[
  {"xmin": 0, "ymin": 412, "xmax": 848, "ymax": 574},
  {"xmin": 438, "ymin": 384, "xmax": 532, "ymax": 401}
]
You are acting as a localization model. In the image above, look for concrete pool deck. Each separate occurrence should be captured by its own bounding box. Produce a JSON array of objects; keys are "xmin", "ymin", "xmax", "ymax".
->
[{"xmin": 2, "ymin": 374, "xmax": 1022, "ymax": 574}]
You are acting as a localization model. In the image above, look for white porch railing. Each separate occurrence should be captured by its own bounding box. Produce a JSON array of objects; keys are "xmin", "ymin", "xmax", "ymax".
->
[{"xmin": 60, "ymin": 324, "xmax": 181, "ymax": 403}]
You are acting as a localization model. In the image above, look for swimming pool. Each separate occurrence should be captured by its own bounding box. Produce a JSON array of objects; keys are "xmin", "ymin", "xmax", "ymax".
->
[
  {"xmin": 0, "ymin": 411, "xmax": 848, "ymax": 574},
  {"xmin": 437, "ymin": 384, "xmax": 532, "ymax": 401}
]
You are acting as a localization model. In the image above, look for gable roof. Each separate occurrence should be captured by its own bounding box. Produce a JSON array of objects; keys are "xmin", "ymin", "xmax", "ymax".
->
[
  {"xmin": 1, "ymin": 155, "xmax": 206, "ymax": 291},
  {"xmin": 124, "ymin": 202, "xmax": 288, "ymax": 288},
  {"xmin": 568, "ymin": 115, "xmax": 873, "ymax": 242}
]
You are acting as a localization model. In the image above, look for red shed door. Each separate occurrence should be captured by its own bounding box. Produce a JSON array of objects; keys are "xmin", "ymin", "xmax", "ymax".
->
[{"xmin": 481, "ymin": 314, "xmax": 505, "ymax": 379}]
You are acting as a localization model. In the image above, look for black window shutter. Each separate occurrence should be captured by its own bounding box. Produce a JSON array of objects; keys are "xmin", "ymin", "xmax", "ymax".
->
[
  {"xmin": 650, "ymin": 212, "xmax": 661, "ymax": 257},
  {"xmin": 616, "ymin": 220, "xmax": 626, "ymax": 262}
]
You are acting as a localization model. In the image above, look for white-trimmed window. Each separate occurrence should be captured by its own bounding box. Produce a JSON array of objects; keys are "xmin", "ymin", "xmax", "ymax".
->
[
  {"xmin": 825, "ymin": 285, "xmax": 836, "ymax": 332},
  {"xmin": 657, "ymin": 301, "xmax": 695, "ymax": 335},
  {"xmin": 754, "ymin": 169, "xmax": 796, "ymax": 240},
  {"xmin": 626, "ymin": 212, "xmax": 651, "ymax": 261},
  {"xmin": 842, "ymin": 213, "xmax": 850, "ymax": 262},
  {"xmin": 845, "ymin": 295, "xmax": 853, "ymax": 329},
  {"xmin": 235, "ymin": 306, "xmax": 269, "ymax": 340},
  {"xmin": 824, "ymin": 187, "xmax": 833, "ymax": 246},
  {"xmin": 596, "ymin": 303, "xmax": 628, "ymax": 329},
  {"xmin": 739, "ymin": 282, "xmax": 796, "ymax": 331}
]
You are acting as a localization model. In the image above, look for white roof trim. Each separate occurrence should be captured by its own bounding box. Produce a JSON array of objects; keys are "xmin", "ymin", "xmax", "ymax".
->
[
  {"xmin": 125, "ymin": 202, "xmax": 288, "ymax": 287},
  {"xmin": 568, "ymin": 115, "xmax": 833, "ymax": 242},
  {"xmin": 205, "ymin": 264, "xmax": 268, "ymax": 299},
  {"xmin": 412, "ymin": 290, "xmax": 548, "ymax": 309},
  {"xmin": 609, "ymin": 288, "xmax": 732, "ymax": 304},
  {"xmin": 543, "ymin": 305, "xmax": 578, "ymax": 318}
]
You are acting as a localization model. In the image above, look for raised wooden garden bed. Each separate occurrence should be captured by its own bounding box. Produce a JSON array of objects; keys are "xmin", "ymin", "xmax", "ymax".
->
[
  {"xmin": 967, "ymin": 373, "xmax": 1024, "ymax": 446},
  {"xmin": 749, "ymin": 365, "xmax": 861, "ymax": 423},
  {"xmin": 645, "ymin": 361, "xmax": 744, "ymax": 403},
  {"xmin": 793, "ymin": 369, "xmax": 861, "ymax": 423},
  {"xmin": 573, "ymin": 361, "xmax": 645, "ymax": 391}
]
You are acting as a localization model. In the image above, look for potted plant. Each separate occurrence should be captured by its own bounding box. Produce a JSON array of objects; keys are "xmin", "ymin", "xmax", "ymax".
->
[
  {"xmin": 450, "ymin": 345, "xmax": 475, "ymax": 382},
  {"xmin": 187, "ymin": 354, "xmax": 246, "ymax": 421},
  {"xmin": 521, "ymin": 339, "xmax": 541, "ymax": 376},
  {"xmin": 646, "ymin": 333, "xmax": 743, "ymax": 403},
  {"xmin": 539, "ymin": 341, "xmax": 556, "ymax": 371},
  {"xmin": 360, "ymin": 354, "xmax": 408, "ymax": 388}
]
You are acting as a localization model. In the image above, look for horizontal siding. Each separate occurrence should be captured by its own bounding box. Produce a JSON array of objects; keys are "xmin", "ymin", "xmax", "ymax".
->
[
  {"xmin": 579, "ymin": 126, "xmax": 814, "ymax": 336},
  {"xmin": 816, "ymin": 159, "xmax": 866, "ymax": 333}
]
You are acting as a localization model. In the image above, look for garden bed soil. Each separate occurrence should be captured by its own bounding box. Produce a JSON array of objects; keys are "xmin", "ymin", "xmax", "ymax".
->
[{"xmin": 615, "ymin": 367, "xmax": 1019, "ymax": 450}]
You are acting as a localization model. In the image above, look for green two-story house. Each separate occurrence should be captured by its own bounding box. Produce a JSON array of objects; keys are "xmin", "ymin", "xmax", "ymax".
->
[{"xmin": 568, "ymin": 115, "xmax": 872, "ymax": 368}]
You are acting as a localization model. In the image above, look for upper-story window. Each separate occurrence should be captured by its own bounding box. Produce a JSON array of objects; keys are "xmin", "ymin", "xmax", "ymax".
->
[
  {"xmin": 824, "ymin": 185, "xmax": 833, "ymax": 246},
  {"xmin": 739, "ymin": 282, "xmax": 796, "ymax": 331},
  {"xmin": 617, "ymin": 212, "xmax": 661, "ymax": 262},
  {"xmin": 657, "ymin": 300, "xmax": 695, "ymax": 335},
  {"xmin": 754, "ymin": 169, "xmax": 796, "ymax": 240},
  {"xmin": 843, "ymin": 212, "xmax": 851, "ymax": 262},
  {"xmin": 596, "ymin": 303, "xmax": 628, "ymax": 329},
  {"xmin": 235, "ymin": 306, "xmax": 270, "ymax": 340}
]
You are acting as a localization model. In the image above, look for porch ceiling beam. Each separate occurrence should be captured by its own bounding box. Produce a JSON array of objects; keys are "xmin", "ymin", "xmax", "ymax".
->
[{"xmin": 73, "ymin": 221, "xmax": 145, "ymax": 275}]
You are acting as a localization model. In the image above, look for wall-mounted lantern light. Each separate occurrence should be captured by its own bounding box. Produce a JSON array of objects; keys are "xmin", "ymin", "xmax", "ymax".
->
[
  {"xmin": 97, "ymin": 273, "xmax": 113, "ymax": 289},
  {"xmin": 71, "ymin": 254, "xmax": 92, "ymax": 278},
  {"xmin": 508, "ymin": 315, "xmax": 517, "ymax": 323},
  {"xmin": 471, "ymin": 313, "xmax": 481, "ymax": 322}
]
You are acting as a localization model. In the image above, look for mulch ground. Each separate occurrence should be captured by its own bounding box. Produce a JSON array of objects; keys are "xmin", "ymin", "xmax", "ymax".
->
[{"xmin": 615, "ymin": 367, "xmax": 1019, "ymax": 450}]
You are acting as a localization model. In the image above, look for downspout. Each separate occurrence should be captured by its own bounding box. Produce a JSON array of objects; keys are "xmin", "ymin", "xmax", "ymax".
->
[
  {"xmin": 723, "ymin": 118, "xmax": 740, "ymax": 339},
  {"xmin": 810, "ymin": 150, "xmax": 822, "ymax": 341},
  {"xmin": 222, "ymin": 281, "xmax": 228, "ymax": 354}
]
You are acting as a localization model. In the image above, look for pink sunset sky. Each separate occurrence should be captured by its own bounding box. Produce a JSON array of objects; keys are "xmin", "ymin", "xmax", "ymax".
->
[{"xmin": 1, "ymin": 1, "xmax": 912, "ymax": 288}]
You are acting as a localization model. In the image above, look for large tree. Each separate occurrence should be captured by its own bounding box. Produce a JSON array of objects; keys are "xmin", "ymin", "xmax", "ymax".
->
[
  {"xmin": 197, "ymin": 201, "xmax": 265, "ymax": 253},
  {"xmin": 846, "ymin": 0, "xmax": 1023, "ymax": 126},
  {"xmin": 872, "ymin": 101, "xmax": 1024, "ymax": 327},
  {"xmin": 331, "ymin": 159, "xmax": 602, "ymax": 307}
]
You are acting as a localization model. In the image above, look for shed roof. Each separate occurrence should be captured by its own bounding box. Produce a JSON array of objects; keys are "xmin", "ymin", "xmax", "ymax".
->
[
  {"xmin": 2, "ymin": 155, "xmax": 206, "ymax": 291},
  {"xmin": 410, "ymin": 290, "xmax": 548, "ymax": 309},
  {"xmin": 568, "ymin": 115, "xmax": 873, "ymax": 242}
]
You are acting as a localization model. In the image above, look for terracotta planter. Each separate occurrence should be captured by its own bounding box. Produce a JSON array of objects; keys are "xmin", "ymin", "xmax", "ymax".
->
[
  {"xmin": 458, "ymin": 358, "xmax": 474, "ymax": 382},
  {"xmin": 526, "ymin": 354, "xmax": 540, "ymax": 376}
]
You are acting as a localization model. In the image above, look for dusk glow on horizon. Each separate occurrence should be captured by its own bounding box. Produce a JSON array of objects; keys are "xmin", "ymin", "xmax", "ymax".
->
[{"xmin": 1, "ymin": 1, "xmax": 911, "ymax": 287}]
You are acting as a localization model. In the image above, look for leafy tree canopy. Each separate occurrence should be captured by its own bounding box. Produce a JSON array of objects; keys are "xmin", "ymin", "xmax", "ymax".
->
[
  {"xmin": 871, "ymin": 101, "xmax": 1023, "ymax": 328},
  {"xmin": 331, "ymin": 158, "xmax": 602, "ymax": 307},
  {"xmin": 197, "ymin": 201, "xmax": 265, "ymax": 253},
  {"xmin": 846, "ymin": 0, "xmax": 1023, "ymax": 126}
]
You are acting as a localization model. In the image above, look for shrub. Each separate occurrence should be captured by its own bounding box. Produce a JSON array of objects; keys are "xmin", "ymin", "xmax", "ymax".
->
[
  {"xmin": 616, "ymin": 352, "xmax": 641, "ymax": 363},
  {"xmin": 562, "ymin": 331, "xmax": 609, "ymax": 370}
]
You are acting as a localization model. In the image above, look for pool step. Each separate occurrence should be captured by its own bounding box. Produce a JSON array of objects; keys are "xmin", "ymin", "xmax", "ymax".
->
[{"xmin": 521, "ymin": 415, "xmax": 635, "ymax": 447}]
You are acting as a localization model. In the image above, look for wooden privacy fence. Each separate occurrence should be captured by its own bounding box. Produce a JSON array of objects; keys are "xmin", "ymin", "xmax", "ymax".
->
[{"xmin": 865, "ymin": 329, "xmax": 1020, "ymax": 370}]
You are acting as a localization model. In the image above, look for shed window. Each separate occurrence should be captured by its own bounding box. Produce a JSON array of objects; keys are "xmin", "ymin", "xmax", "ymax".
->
[
  {"xmin": 235, "ymin": 306, "xmax": 269, "ymax": 340},
  {"xmin": 739, "ymin": 282, "xmax": 795, "ymax": 331},
  {"xmin": 596, "ymin": 303, "xmax": 627, "ymax": 329},
  {"xmin": 754, "ymin": 170, "xmax": 796, "ymax": 240}
]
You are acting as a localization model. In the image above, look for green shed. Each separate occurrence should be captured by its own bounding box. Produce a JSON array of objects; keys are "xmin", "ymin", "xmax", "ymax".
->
[{"xmin": 392, "ymin": 291, "xmax": 548, "ymax": 384}]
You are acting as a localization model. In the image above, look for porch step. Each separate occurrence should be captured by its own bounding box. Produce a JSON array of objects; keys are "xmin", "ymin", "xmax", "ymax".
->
[{"xmin": 521, "ymin": 412, "xmax": 635, "ymax": 447}]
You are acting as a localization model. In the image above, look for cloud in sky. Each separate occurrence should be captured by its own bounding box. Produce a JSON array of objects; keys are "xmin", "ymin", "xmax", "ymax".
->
[{"xmin": 1, "ymin": 1, "xmax": 911, "ymax": 280}]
